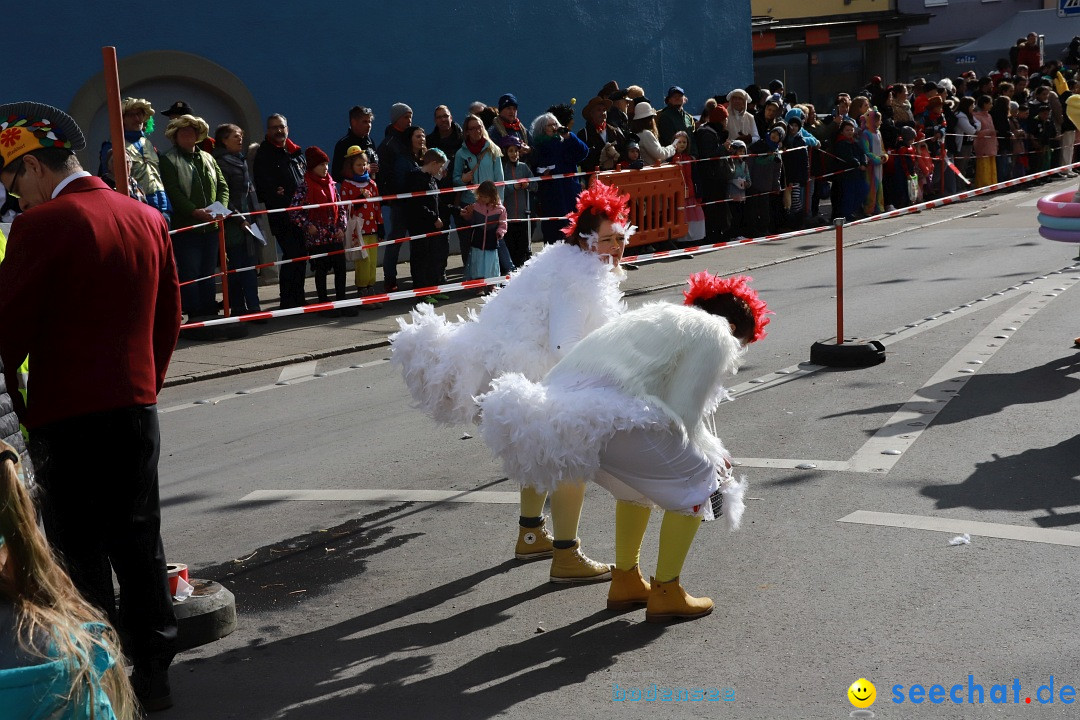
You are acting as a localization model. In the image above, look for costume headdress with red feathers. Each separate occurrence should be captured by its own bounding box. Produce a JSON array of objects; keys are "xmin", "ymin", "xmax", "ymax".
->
[
  {"xmin": 562, "ymin": 181, "xmax": 635, "ymax": 246},
  {"xmin": 683, "ymin": 272, "xmax": 772, "ymax": 343}
]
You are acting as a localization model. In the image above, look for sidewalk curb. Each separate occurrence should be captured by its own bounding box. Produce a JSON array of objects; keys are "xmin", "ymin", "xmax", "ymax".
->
[{"xmin": 163, "ymin": 339, "xmax": 391, "ymax": 388}]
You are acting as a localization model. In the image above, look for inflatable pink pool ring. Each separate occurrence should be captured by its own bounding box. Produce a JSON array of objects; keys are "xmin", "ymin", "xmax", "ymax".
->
[
  {"xmin": 1038, "ymin": 226, "xmax": 1080, "ymax": 243},
  {"xmin": 1036, "ymin": 191, "xmax": 1080, "ymax": 218}
]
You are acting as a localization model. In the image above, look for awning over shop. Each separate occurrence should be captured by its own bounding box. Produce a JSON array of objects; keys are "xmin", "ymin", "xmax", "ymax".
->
[{"xmin": 944, "ymin": 9, "xmax": 1080, "ymax": 75}]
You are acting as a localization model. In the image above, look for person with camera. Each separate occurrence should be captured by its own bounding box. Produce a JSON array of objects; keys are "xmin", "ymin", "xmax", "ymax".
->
[{"xmin": 531, "ymin": 111, "xmax": 589, "ymax": 243}]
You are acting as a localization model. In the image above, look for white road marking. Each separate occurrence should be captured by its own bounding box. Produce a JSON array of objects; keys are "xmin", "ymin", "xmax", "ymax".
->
[
  {"xmin": 239, "ymin": 488, "xmax": 519, "ymax": 504},
  {"xmin": 277, "ymin": 360, "xmax": 318, "ymax": 384},
  {"xmin": 845, "ymin": 272, "xmax": 1080, "ymax": 473},
  {"xmin": 839, "ymin": 511, "xmax": 1080, "ymax": 547},
  {"xmin": 158, "ymin": 359, "xmax": 388, "ymax": 414}
]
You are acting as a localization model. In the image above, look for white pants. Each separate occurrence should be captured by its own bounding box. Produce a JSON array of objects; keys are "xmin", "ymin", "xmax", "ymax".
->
[
  {"xmin": 1060, "ymin": 131, "xmax": 1077, "ymax": 171},
  {"xmin": 594, "ymin": 425, "xmax": 719, "ymax": 516}
]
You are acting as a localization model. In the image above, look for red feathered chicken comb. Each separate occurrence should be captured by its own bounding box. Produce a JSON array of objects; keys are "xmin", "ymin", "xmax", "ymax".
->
[
  {"xmin": 683, "ymin": 272, "xmax": 772, "ymax": 343},
  {"xmin": 562, "ymin": 180, "xmax": 631, "ymax": 238}
]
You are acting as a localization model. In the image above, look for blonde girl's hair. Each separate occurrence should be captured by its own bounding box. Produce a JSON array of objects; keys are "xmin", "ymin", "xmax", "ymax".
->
[
  {"xmin": 462, "ymin": 115, "xmax": 502, "ymax": 158},
  {"xmin": 0, "ymin": 446, "xmax": 136, "ymax": 720},
  {"xmin": 476, "ymin": 180, "xmax": 501, "ymax": 206}
]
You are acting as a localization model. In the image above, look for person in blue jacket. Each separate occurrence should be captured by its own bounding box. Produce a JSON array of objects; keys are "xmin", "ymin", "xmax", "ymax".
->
[
  {"xmin": 0, "ymin": 442, "xmax": 135, "ymax": 719},
  {"xmin": 530, "ymin": 111, "xmax": 589, "ymax": 243}
]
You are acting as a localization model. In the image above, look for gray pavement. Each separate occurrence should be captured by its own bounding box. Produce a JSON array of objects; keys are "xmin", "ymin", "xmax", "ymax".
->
[{"xmin": 152, "ymin": 177, "xmax": 1080, "ymax": 719}]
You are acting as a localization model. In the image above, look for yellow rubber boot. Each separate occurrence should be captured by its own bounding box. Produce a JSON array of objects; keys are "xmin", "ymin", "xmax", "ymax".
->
[
  {"xmin": 646, "ymin": 511, "xmax": 712, "ymax": 622},
  {"xmin": 516, "ymin": 486, "xmax": 553, "ymax": 560}
]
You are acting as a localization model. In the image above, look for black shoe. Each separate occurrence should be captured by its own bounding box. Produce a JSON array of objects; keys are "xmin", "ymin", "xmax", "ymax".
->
[{"xmin": 131, "ymin": 662, "xmax": 173, "ymax": 712}]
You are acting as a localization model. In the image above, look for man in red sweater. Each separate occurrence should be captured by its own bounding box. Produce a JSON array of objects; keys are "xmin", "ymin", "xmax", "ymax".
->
[{"xmin": 0, "ymin": 102, "xmax": 181, "ymax": 712}]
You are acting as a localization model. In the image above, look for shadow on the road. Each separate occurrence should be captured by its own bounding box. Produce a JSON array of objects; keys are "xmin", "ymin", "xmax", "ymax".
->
[
  {"xmin": 921, "ymin": 434, "xmax": 1080, "ymax": 518},
  {"xmin": 196, "ymin": 503, "xmax": 421, "ymax": 613},
  {"xmin": 822, "ymin": 354, "xmax": 1080, "ymax": 428},
  {"xmin": 160, "ymin": 491, "xmax": 217, "ymax": 509},
  {"xmin": 169, "ymin": 558, "xmax": 663, "ymax": 719}
]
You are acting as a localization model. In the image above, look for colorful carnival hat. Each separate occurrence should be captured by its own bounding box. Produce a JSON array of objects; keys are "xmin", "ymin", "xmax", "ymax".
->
[
  {"xmin": 0, "ymin": 101, "xmax": 86, "ymax": 170},
  {"xmin": 562, "ymin": 180, "xmax": 635, "ymax": 245},
  {"xmin": 683, "ymin": 272, "xmax": 772, "ymax": 343}
]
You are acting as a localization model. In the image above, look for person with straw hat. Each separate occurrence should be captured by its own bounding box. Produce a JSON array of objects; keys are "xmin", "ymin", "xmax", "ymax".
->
[
  {"xmin": 159, "ymin": 114, "xmax": 230, "ymax": 320},
  {"xmin": 0, "ymin": 101, "xmax": 181, "ymax": 711}
]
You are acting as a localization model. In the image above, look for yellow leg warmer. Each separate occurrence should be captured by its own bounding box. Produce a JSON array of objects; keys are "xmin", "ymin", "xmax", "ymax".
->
[
  {"xmin": 655, "ymin": 511, "xmax": 702, "ymax": 583},
  {"xmin": 519, "ymin": 486, "xmax": 548, "ymax": 520},
  {"xmin": 549, "ymin": 482, "xmax": 586, "ymax": 542},
  {"xmin": 614, "ymin": 501, "xmax": 652, "ymax": 571}
]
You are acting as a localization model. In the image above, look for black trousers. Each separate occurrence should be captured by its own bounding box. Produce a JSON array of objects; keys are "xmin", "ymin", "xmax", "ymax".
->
[
  {"xmin": 503, "ymin": 222, "xmax": 531, "ymax": 269},
  {"xmin": 271, "ymin": 218, "xmax": 307, "ymax": 308},
  {"xmin": 311, "ymin": 243, "xmax": 347, "ymax": 302},
  {"xmin": 30, "ymin": 405, "xmax": 177, "ymax": 668}
]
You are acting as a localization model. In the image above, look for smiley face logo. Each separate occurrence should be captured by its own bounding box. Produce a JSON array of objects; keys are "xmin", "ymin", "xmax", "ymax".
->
[{"xmin": 848, "ymin": 678, "xmax": 876, "ymax": 708}]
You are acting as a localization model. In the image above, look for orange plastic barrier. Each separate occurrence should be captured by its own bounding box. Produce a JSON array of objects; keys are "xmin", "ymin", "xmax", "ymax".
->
[{"xmin": 598, "ymin": 165, "xmax": 688, "ymax": 248}]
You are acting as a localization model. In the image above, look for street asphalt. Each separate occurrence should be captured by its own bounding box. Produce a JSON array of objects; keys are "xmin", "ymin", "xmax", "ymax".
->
[{"xmin": 152, "ymin": 176, "xmax": 1080, "ymax": 719}]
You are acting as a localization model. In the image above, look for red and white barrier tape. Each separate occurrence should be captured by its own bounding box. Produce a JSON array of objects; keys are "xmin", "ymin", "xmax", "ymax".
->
[{"xmin": 178, "ymin": 159, "xmax": 1079, "ymax": 329}]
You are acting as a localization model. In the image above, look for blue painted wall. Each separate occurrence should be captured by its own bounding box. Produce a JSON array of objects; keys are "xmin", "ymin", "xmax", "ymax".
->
[{"xmin": 8, "ymin": 1, "xmax": 750, "ymax": 149}]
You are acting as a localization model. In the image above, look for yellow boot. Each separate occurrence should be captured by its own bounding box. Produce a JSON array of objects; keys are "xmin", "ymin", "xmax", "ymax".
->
[
  {"xmin": 606, "ymin": 565, "xmax": 651, "ymax": 610},
  {"xmin": 515, "ymin": 521, "xmax": 554, "ymax": 560},
  {"xmin": 549, "ymin": 540, "xmax": 613, "ymax": 584},
  {"xmin": 645, "ymin": 577, "xmax": 714, "ymax": 623}
]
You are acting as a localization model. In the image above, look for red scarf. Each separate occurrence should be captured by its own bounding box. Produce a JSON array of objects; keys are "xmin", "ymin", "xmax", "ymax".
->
[
  {"xmin": 303, "ymin": 170, "xmax": 338, "ymax": 226},
  {"xmin": 465, "ymin": 137, "xmax": 487, "ymax": 156},
  {"xmin": 501, "ymin": 117, "xmax": 522, "ymax": 133},
  {"xmin": 595, "ymin": 121, "xmax": 607, "ymax": 133},
  {"xmin": 268, "ymin": 136, "xmax": 302, "ymax": 155}
]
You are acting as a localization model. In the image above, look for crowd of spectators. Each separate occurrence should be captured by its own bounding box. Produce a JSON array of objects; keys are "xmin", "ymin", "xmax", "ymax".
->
[{"xmin": 5, "ymin": 34, "xmax": 1074, "ymax": 319}]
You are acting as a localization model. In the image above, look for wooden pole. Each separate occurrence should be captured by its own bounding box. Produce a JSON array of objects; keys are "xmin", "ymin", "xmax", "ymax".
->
[
  {"xmin": 101, "ymin": 47, "xmax": 129, "ymax": 195},
  {"xmin": 218, "ymin": 220, "xmax": 231, "ymax": 318},
  {"xmin": 835, "ymin": 218, "xmax": 844, "ymax": 345}
]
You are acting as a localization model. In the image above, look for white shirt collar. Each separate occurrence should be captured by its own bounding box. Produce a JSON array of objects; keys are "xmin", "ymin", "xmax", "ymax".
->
[{"xmin": 51, "ymin": 171, "xmax": 92, "ymax": 199}]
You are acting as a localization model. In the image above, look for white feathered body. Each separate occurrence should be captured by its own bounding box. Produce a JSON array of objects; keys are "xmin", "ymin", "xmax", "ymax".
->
[
  {"xmin": 477, "ymin": 302, "xmax": 749, "ymax": 527},
  {"xmin": 389, "ymin": 242, "xmax": 625, "ymax": 425}
]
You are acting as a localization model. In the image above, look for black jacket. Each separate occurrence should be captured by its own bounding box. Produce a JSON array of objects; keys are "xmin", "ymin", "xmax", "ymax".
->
[
  {"xmin": 252, "ymin": 140, "xmax": 306, "ymax": 213},
  {"xmin": 331, "ymin": 130, "xmax": 379, "ymax": 183},
  {"xmin": 404, "ymin": 168, "xmax": 441, "ymax": 235},
  {"xmin": 577, "ymin": 124, "xmax": 626, "ymax": 172},
  {"xmin": 376, "ymin": 126, "xmax": 410, "ymax": 196}
]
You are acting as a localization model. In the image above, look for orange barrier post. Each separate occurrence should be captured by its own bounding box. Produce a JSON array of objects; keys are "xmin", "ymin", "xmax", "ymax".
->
[
  {"xmin": 835, "ymin": 219, "xmax": 844, "ymax": 344},
  {"xmin": 598, "ymin": 165, "xmax": 688, "ymax": 247},
  {"xmin": 101, "ymin": 47, "xmax": 129, "ymax": 195},
  {"xmin": 217, "ymin": 220, "xmax": 231, "ymax": 318}
]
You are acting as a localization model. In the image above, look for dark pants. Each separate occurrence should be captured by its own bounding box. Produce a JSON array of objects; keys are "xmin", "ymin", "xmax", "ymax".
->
[
  {"xmin": 225, "ymin": 224, "xmax": 261, "ymax": 314},
  {"xmin": 271, "ymin": 218, "xmax": 307, "ymax": 308},
  {"xmin": 311, "ymin": 243, "xmax": 347, "ymax": 302},
  {"xmin": 504, "ymin": 221, "xmax": 531, "ymax": 268},
  {"xmin": 173, "ymin": 231, "xmax": 218, "ymax": 317},
  {"xmin": 30, "ymin": 405, "xmax": 177, "ymax": 669},
  {"xmin": 409, "ymin": 234, "xmax": 449, "ymax": 290},
  {"xmin": 383, "ymin": 202, "xmax": 407, "ymax": 288}
]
